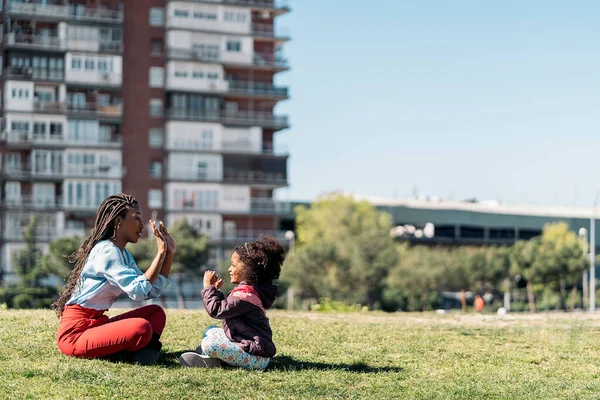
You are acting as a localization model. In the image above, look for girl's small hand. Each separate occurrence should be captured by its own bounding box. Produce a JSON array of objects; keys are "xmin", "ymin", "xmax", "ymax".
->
[
  {"xmin": 203, "ymin": 270, "xmax": 219, "ymax": 288},
  {"xmin": 215, "ymin": 278, "xmax": 224, "ymax": 290}
]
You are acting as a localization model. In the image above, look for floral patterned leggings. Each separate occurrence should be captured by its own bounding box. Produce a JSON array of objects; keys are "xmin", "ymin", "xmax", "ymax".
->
[{"xmin": 200, "ymin": 326, "xmax": 270, "ymax": 370}]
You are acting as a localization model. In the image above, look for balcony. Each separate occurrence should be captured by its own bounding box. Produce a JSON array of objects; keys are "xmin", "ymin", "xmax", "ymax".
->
[
  {"xmin": 67, "ymin": 37, "xmax": 123, "ymax": 53},
  {"xmin": 251, "ymin": 23, "xmax": 290, "ymax": 40},
  {"xmin": 166, "ymin": 197, "xmax": 290, "ymax": 214},
  {"xmin": 216, "ymin": 229, "xmax": 289, "ymax": 244},
  {"xmin": 2, "ymin": 131, "xmax": 122, "ymax": 149},
  {"xmin": 3, "ymin": 131, "xmax": 64, "ymax": 149},
  {"xmin": 2, "ymin": 195, "xmax": 62, "ymax": 211},
  {"xmin": 4, "ymin": 164, "xmax": 124, "ymax": 180},
  {"xmin": 69, "ymin": 8, "xmax": 124, "ymax": 24},
  {"xmin": 167, "ymin": 109, "xmax": 289, "ymax": 129},
  {"xmin": 5, "ymin": 1, "xmax": 125, "ymax": 24},
  {"xmin": 4, "ymin": 67, "xmax": 64, "ymax": 82},
  {"xmin": 5, "ymin": 1, "xmax": 69, "ymax": 21},
  {"xmin": 167, "ymin": 48, "xmax": 221, "ymax": 63},
  {"xmin": 34, "ymin": 101, "xmax": 66, "ymax": 113},
  {"xmin": 227, "ymin": 81, "xmax": 288, "ymax": 99},
  {"xmin": 223, "ymin": 169, "xmax": 287, "ymax": 186},
  {"xmin": 251, "ymin": 53, "xmax": 289, "ymax": 70},
  {"xmin": 221, "ymin": 140, "xmax": 289, "ymax": 156},
  {"xmin": 167, "ymin": 48, "xmax": 289, "ymax": 70},
  {"xmin": 67, "ymin": 103, "xmax": 123, "ymax": 120},
  {"xmin": 250, "ymin": 198, "xmax": 291, "ymax": 214},
  {"xmin": 4, "ymin": 164, "xmax": 63, "ymax": 180},
  {"xmin": 171, "ymin": 0, "xmax": 290, "ymax": 14},
  {"xmin": 4, "ymin": 33, "xmax": 66, "ymax": 52}
]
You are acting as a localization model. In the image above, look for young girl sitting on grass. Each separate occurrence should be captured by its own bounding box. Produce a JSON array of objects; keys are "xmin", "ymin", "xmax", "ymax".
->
[{"xmin": 180, "ymin": 235, "xmax": 285, "ymax": 370}]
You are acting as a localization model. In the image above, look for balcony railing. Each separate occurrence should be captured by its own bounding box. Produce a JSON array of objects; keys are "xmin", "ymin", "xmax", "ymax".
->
[
  {"xmin": 69, "ymin": 8, "xmax": 123, "ymax": 24},
  {"xmin": 67, "ymin": 103, "xmax": 123, "ymax": 119},
  {"xmin": 227, "ymin": 81, "xmax": 288, "ymax": 98},
  {"xmin": 5, "ymin": 1, "xmax": 69, "ymax": 19},
  {"xmin": 4, "ymin": 164, "xmax": 124, "ymax": 179},
  {"xmin": 167, "ymin": 109, "xmax": 288, "ymax": 129},
  {"xmin": 221, "ymin": 141, "xmax": 289, "ymax": 156},
  {"xmin": 217, "ymin": 229, "xmax": 289, "ymax": 243},
  {"xmin": 223, "ymin": 169, "xmax": 287, "ymax": 185},
  {"xmin": 4, "ymin": 33, "xmax": 66, "ymax": 51},
  {"xmin": 2, "ymin": 131, "xmax": 122, "ymax": 148},
  {"xmin": 167, "ymin": 48, "xmax": 221, "ymax": 63},
  {"xmin": 251, "ymin": 23, "xmax": 290, "ymax": 39},
  {"xmin": 34, "ymin": 101, "xmax": 66, "ymax": 113},
  {"xmin": 2, "ymin": 195, "xmax": 63, "ymax": 210},
  {"xmin": 167, "ymin": 48, "xmax": 289, "ymax": 69},
  {"xmin": 252, "ymin": 53, "xmax": 289, "ymax": 69},
  {"xmin": 175, "ymin": 0, "xmax": 289, "ymax": 10},
  {"xmin": 167, "ymin": 197, "xmax": 290, "ymax": 214},
  {"xmin": 67, "ymin": 37, "xmax": 123, "ymax": 53},
  {"xmin": 4, "ymin": 67, "xmax": 64, "ymax": 82},
  {"xmin": 250, "ymin": 198, "xmax": 291, "ymax": 214}
]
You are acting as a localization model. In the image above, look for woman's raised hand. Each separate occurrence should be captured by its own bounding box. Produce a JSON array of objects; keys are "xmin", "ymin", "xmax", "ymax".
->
[
  {"xmin": 149, "ymin": 220, "xmax": 167, "ymax": 255},
  {"xmin": 159, "ymin": 221, "xmax": 176, "ymax": 254}
]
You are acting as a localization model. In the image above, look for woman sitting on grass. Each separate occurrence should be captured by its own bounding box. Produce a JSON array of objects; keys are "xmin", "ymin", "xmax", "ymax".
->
[
  {"xmin": 51, "ymin": 193, "xmax": 175, "ymax": 365},
  {"xmin": 179, "ymin": 235, "xmax": 285, "ymax": 370}
]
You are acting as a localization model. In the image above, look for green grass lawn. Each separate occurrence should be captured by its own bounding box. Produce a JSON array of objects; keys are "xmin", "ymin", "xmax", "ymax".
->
[{"xmin": 2, "ymin": 309, "xmax": 600, "ymax": 399}]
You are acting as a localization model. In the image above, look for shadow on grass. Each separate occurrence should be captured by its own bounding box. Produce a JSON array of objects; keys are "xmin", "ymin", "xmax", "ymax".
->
[
  {"xmin": 158, "ymin": 352, "xmax": 402, "ymax": 373},
  {"xmin": 268, "ymin": 355, "xmax": 403, "ymax": 373}
]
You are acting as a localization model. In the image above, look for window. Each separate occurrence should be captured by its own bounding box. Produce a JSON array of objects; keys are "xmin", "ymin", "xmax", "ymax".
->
[
  {"xmin": 97, "ymin": 59, "xmax": 108, "ymax": 72},
  {"xmin": 192, "ymin": 71, "xmax": 203, "ymax": 79},
  {"xmin": 226, "ymin": 40, "xmax": 241, "ymax": 52},
  {"xmin": 50, "ymin": 123, "xmax": 63, "ymax": 139},
  {"xmin": 201, "ymin": 129, "xmax": 213, "ymax": 149},
  {"xmin": 149, "ymin": 99, "xmax": 163, "ymax": 117},
  {"xmin": 174, "ymin": 71, "xmax": 188, "ymax": 78},
  {"xmin": 148, "ymin": 189, "xmax": 163, "ymax": 208},
  {"xmin": 149, "ymin": 128, "xmax": 164, "ymax": 148},
  {"xmin": 149, "ymin": 7, "xmax": 164, "ymax": 26},
  {"xmin": 149, "ymin": 67, "xmax": 164, "ymax": 88},
  {"xmin": 195, "ymin": 12, "xmax": 217, "ymax": 20},
  {"xmin": 150, "ymin": 39, "xmax": 163, "ymax": 56},
  {"xmin": 84, "ymin": 58, "xmax": 95, "ymax": 70},
  {"xmin": 174, "ymin": 9, "xmax": 189, "ymax": 17},
  {"xmin": 207, "ymin": 72, "xmax": 218, "ymax": 80},
  {"xmin": 71, "ymin": 57, "xmax": 82, "ymax": 70},
  {"xmin": 149, "ymin": 161, "xmax": 162, "ymax": 178},
  {"xmin": 11, "ymin": 121, "xmax": 29, "ymax": 133}
]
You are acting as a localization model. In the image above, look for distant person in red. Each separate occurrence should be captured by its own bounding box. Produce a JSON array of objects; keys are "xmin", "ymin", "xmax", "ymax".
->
[
  {"xmin": 474, "ymin": 296, "xmax": 485, "ymax": 312},
  {"xmin": 51, "ymin": 193, "xmax": 175, "ymax": 365}
]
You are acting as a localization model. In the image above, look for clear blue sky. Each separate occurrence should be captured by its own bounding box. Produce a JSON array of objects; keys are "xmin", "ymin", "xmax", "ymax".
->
[{"xmin": 274, "ymin": 0, "xmax": 600, "ymax": 206}]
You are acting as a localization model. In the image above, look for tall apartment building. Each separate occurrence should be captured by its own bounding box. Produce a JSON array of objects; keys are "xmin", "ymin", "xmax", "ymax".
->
[{"xmin": 0, "ymin": 0, "xmax": 291, "ymax": 282}]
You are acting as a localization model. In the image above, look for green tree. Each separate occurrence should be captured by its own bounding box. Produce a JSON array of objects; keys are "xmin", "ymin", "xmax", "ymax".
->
[
  {"xmin": 282, "ymin": 193, "xmax": 398, "ymax": 309},
  {"xmin": 129, "ymin": 219, "xmax": 209, "ymax": 309},
  {"xmin": 529, "ymin": 222, "xmax": 587, "ymax": 311},
  {"xmin": 0, "ymin": 217, "xmax": 59, "ymax": 308},
  {"xmin": 41, "ymin": 236, "xmax": 81, "ymax": 281},
  {"xmin": 384, "ymin": 245, "xmax": 447, "ymax": 311}
]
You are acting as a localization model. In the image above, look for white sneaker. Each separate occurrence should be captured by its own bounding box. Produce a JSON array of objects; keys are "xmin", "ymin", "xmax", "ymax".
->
[{"xmin": 179, "ymin": 352, "xmax": 222, "ymax": 368}]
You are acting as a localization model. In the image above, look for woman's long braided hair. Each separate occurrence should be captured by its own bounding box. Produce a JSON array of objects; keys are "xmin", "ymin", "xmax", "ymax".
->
[{"xmin": 51, "ymin": 193, "xmax": 138, "ymax": 317}]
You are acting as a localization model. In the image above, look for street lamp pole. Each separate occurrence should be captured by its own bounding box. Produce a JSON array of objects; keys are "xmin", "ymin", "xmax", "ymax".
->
[
  {"xmin": 579, "ymin": 228, "xmax": 588, "ymax": 310},
  {"xmin": 591, "ymin": 195, "xmax": 598, "ymax": 312}
]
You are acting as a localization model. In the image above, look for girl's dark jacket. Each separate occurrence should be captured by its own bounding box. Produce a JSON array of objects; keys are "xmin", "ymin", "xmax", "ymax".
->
[{"xmin": 201, "ymin": 282, "xmax": 277, "ymax": 358}]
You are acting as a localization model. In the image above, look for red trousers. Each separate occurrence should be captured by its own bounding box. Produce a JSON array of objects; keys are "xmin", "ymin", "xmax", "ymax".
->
[{"xmin": 57, "ymin": 304, "xmax": 166, "ymax": 358}]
